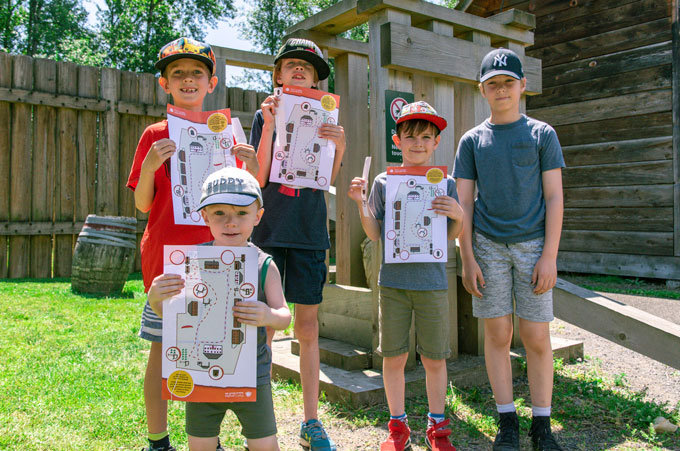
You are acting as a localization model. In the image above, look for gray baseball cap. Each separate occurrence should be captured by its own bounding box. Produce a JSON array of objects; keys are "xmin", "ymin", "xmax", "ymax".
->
[{"xmin": 197, "ymin": 167, "xmax": 263, "ymax": 210}]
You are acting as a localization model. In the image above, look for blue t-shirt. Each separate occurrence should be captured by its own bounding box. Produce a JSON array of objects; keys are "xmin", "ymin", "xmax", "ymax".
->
[
  {"xmin": 368, "ymin": 172, "xmax": 458, "ymax": 291},
  {"xmin": 453, "ymin": 115, "xmax": 565, "ymax": 244},
  {"xmin": 249, "ymin": 110, "xmax": 330, "ymax": 250}
]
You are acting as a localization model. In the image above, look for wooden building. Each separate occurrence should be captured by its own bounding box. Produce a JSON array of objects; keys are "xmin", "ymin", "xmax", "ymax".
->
[{"xmin": 459, "ymin": 0, "xmax": 680, "ymax": 281}]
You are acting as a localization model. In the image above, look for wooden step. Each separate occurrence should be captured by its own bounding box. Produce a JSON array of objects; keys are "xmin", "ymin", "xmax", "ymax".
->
[{"xmin": 291, "ymin": 337, "xmax": 372, "ymax": 371}]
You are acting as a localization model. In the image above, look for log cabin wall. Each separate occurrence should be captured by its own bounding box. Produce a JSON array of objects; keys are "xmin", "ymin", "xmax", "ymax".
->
[{"xmin": 462, "ymin": 0, "xmax": 680, "ymax": 281}]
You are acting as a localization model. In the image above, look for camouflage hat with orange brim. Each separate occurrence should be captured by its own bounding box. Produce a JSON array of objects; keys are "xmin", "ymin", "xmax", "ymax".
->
[
  {"xmin": 155, "ymin": 37, "xmax": 216, "ymax": 75},
  {"xmin": 274, "ymin": 38, "xmax": 330, "ymax": 81},
  {"xmin": 396, "ymin": 101, "xmax": 447, "ymax": 132}
]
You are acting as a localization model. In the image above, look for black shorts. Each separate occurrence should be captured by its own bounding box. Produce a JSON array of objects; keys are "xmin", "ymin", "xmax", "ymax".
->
[{"xmin": 261, "ymin": 247, "xmax": 326, "ymax": 305}]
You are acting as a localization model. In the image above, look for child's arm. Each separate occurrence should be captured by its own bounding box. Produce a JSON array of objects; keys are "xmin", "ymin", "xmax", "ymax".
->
[
  {"xmin": 232, "ymin": 262, "xmax": 291, "ymax": 330},
  {"xmin": 134, "ymin": 138, "xmax": 176, "ymax": 212},
  {"xmin": 456, "ymin": 178, "xmax": 485, "ymax": 298},
  {"xmin": 147, "ymin": 273, "xmax": 185, "ymax": 318},
  {"xmin": 532, "ymin": 168, "xmax": 563, "ymax": 294},
  {"xmin": 348, "ymin": 177, "xmax": 381, "ymax": 241},
  {"xmin": 254, "ymin": 95, "xmax": 278, "ymax": 188},
  {"xmin": 319, "ymin": 123, "xmax": 346, "ymax": 185},
  {"xmin": 232, "ymin": 143, "xmax": 259, "ymax": 178},
  {"xmin": 431, "ymin": 195, "xmax": 464, "ymax": 240}
]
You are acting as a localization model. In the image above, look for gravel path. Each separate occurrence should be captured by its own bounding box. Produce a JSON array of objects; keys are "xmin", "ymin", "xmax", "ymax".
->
[{"xmin": 551, "ymin": 291, "xmax": 680, "ymax": 408}]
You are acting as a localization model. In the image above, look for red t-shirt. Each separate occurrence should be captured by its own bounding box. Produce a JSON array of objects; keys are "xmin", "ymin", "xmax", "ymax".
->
[{"xmin": 127, "ymin": 121, "xmax": 214, "ymax": 292}]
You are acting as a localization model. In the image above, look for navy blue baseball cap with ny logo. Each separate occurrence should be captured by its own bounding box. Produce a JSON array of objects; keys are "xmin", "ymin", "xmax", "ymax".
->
[{"xmin": 479, "ymin": 48, "xmax": 524, "ymax": 82}]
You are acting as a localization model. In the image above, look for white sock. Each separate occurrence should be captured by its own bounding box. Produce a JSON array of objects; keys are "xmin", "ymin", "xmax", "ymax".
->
[
  {"xmin": 532, "ymin": 405, "xmax": 551, "ymax": 417},
  {"xmin": 496, "ymin": 402, "xmax": 516, "ymax": 414}
]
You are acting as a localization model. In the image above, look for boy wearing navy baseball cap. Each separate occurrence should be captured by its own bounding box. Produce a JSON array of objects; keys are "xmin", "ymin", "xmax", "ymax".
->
[{"xmin": 454, "ymin": 48, "xmax": 566, "ymax": 450}]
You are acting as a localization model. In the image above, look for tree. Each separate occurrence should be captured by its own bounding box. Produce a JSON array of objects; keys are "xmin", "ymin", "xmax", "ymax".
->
[
  {"xmin": 95, "ymin": 0, "xmax": 236, "ymax": 72},
  {"xmin": 0, "ymin": 0, "xmax": 90, "ymax": 58}
]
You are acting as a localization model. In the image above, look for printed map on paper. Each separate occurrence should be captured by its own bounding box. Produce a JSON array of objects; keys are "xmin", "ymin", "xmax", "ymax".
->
[
  {"xmin": 168, "ymin": 105, "xmax": 237, "ymax": 226},
  {"xmin": 270, "ymin": 85, "xmax": 340, "ymax": 190},
  {"xmin": 384, "ymin": 166, "xmax": 448, "ymax": 264},
  {"xmin": 162, "ymin": 245, "xmax": 257, "ymax": 402}
]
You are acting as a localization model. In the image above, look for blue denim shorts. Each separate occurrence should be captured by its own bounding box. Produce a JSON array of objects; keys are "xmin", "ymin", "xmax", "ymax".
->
[{"xmin": 260, "ymin": 247, "xmax": 326, "ymax": 305}]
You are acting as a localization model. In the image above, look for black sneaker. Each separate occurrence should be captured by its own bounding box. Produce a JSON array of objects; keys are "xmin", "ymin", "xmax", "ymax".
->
[
  {"xmin": 493, "ymin": 411, "xmax": 519, "ymax": 451},
  {"xmin": 141, "ymin": 445, "xmax": 176, "ymax": 451},
  {"xmin": 529, "ymin": 416, "xmax": 564, "ymax": 450}
]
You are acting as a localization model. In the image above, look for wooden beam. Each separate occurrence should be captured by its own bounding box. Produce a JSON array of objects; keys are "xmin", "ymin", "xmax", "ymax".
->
[
  {"xmin": 562, "ymin": 160, "xmax": 673, "ymax": 188},
  {"xmin": 286, "ymin": 0, "xmax": 367, "ymax": 35},
  {"xmin": 553, "ymin": 278, "xmax": 680, "ymax": 370},
  {"xmin": 560, "ymin": 230, "xmax": 673, "ymax": 256},
  {"xmin": 359, "ymin": 0, "xmax": 534, "ymax": 45},
  {"xmin": 486, "ymin": 9, "xmax": 535, "ymax": 30},
  {"xmin": 564, "ymin": 185, "xmax": 674, "ymax": 208},
  {"xmin": 212, "ymin": 47, "xmax": 274, "ymax": 71},
  {"xmin": 380, "ymin": 21, "xmax": 541, "ymax": 92},
  {"xmin": 0, "ymin": 220, "xmax": 149, "ymax": 235},
  {"xmin": 558, "ymin": 250, "xmax": 680, "ymax": 280},
  {"xmin": 285, "ymin": 29, "xmax": 370, "ymax": 57},
  {"xmin": 530, "ymin": 90, "xmax": 671, "ymax": 127},
  {"xmin": 673, "ymin": 0, "xmax": 680, "ymax": 256},
  {"xmin": 562, "ymin": 137, "xmax": 673, "ymax": 167}
]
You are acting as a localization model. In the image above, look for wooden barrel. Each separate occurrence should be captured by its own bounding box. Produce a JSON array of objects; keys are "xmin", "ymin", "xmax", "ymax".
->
[{"xmin": 71, "ymin": 215, "xmax": 137, "ymax": 296}]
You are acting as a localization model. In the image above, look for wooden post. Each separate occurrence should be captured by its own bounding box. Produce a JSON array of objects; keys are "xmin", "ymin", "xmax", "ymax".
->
[
  {"xmin": 76, "ymin": 65, "xmax": 98, "ymax": 238},
  {"xmin": 54, "ymin": 61, "xmax": 78, "ymax": 277},
  {"xmin": 368, "ymin": 7, "xmax": 413, "ymax": 370},
  {"xmin": 673, "ymin": 0, "xmax": 679, "ymax": 257},
  {"xmin": 31, "ymin": 58, "xmax": 57, "ymax": 278},
  {"xmin": 453, "ymin": 30, "xmax": 491, "ymax": 355},
  {"xmin": 0, "ymin": 53, "xmax": 11, "ymax": 278},
  {"xmin": 136, "ymin": 73, "xmax": 156, "ymax": 272},
  {"xmin": 98, "ymin": 68, "xmax": 120, "ymax": 215},
  {"xmin": 334, "ymin": 52, "xmax": 369, "ymax": 287},
  {"xmin": 119, "ymin": 71, "xmax": 140, "ymax": 219},
  {"xmin": 9, "ymin": 55, "xmax": 33, "ymax": 278}
]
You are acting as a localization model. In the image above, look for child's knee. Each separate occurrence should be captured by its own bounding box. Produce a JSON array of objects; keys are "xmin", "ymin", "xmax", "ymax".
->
[
  {"xmin": 420, "ymin": 355, "xmax": 446, "ymax": 372},
  {"xmin": 294, "ymin": 316, "xmax": 318, "ymax": 342},
  {"xmin": 245, "ymin": 435, "xmax": 280, "ymax": 451},
  {"xmin": 187, "ymin": 435, "xmax": 218, "ymax": 451}
]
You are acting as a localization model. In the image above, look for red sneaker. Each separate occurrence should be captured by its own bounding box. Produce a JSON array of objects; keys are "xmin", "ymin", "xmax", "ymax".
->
[
  {"xmin": 380, "ymin": 418, "xmax": 412, "ymax": 451},
  {"xmin": 426, "ymin": 418, "xmax": 457, "ymax": 451}
]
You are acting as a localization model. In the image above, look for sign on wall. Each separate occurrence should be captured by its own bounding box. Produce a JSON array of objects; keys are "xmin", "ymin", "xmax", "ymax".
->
[{"xmin": 385, "ymin": 90, "xmax": 414, "ymax": 163}]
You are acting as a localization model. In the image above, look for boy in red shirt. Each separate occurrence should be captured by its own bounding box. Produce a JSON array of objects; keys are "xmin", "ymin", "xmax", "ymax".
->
[{"xmin": 127, "ymin": 37, "xmax": 258, "ymax": 451}]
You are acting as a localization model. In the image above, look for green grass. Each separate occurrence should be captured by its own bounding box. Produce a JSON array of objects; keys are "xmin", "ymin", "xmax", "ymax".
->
[
  {"xmin": 563, "ymin": 273, "xmax": 680, "ymax": 300},
  {"xmin": 2, "ymin": 277, "xmax": 679, "ymax": 450}
]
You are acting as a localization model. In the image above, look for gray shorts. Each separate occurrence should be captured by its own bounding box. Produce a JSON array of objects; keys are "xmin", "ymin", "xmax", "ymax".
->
[
  {"xmin": 139, "ymin": 298, "xmax": 162, "ymax": 342},
  {"xmin": 471, "ymin": 231, "xmax": 553, "ymax": 322}
]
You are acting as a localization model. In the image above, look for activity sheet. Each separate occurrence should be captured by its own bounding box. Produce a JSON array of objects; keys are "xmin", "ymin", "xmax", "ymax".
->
[
  {"xmin": 162, "ymin": 245, "xmax": 258, "ymax": 403},
  {"xmin": 168, "ymin": 105, "xmax": 237, "ymax": 225},
  {"xmin": 271, "ymin": 85, "xmax": 340, "ymax": 190},
  {"xmin": 384, "ymin": 166, "xmax": 448, "ymax": 264}
]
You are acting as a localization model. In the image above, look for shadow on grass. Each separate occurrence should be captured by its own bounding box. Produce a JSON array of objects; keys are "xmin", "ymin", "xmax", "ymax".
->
[{"xmin": 323, "ymin": 358, "xmax": 680, "ymax": 450}]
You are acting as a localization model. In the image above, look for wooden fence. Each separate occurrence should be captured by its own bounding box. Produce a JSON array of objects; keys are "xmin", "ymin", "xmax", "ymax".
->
[{"xmin": 0, "ymin": 51, "xmax": 267, "ymax": 279}]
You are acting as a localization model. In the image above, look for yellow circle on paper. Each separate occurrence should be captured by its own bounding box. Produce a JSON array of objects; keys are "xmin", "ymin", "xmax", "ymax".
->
[
  {"xmin": 320, "ymin": 95, "xmax": 336, "ymax": 111},
  {"xmin": 207, "ymin": 113, "xmax": 228, "ymax": 132},
  {"xmin": 167, "ymin": 370, "xmax": 194, "ymax": 398},
  {"xmin": 426, "ymin": 167, "xmax": 445, "ymax": 184}
]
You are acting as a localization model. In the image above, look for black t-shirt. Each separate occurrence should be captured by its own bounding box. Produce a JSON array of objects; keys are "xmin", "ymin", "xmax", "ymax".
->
[{"xmin": 249, "ymin": 110, "xmax": 330, "ymax": 250}]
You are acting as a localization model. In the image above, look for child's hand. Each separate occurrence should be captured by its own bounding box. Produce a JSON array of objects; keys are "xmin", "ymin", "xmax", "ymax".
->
[
  {"xmin": 318, "ymin": 123, "xmax": 346, "ymax": 154},
  {"xmin": 260, "ymin": 94, "xmax": 279, "ymax": 127},
  {"xmin": 232, "ymin": 143, "xmax": 259, "ymax": 177},
  {"xmin": 142, "ymin": 138, "xmax": 176, "ymax": 174},
  {"xmin": 232, "ymin": 300, "xmax": 271, "ymax": 327},
  {"xmin": 148, "ymin": 274, "xmax": 185, "ymax": 318},
  {"xmin": 532, "ymin": 255, "xmax": 557, "ymax": 295},
  {"xmin": 348, "ymin": 177, "xmax": 368, "ymax": 204},
  {"xmin": 432, "ymin": 195, "xmax": 463, "ymax": 222},
  {"xmin": 462, "ymin": 258, "xmax": 485, "ymax": 298}
]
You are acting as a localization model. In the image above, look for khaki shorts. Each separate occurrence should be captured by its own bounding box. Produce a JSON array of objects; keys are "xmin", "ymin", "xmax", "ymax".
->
[
  {"xmin": 471, "ymin": 231, "xmax": 554, "ymax": 322},
  {"xmin": 378, "ymin": 286, "xmax": 450, "ymax": 360},
  {"xmin": 185, "ymin": 383, "xmax": 277, "ymax": 439}
]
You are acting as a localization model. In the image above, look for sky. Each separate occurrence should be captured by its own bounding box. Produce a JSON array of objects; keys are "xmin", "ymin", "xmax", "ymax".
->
[{"xmin": 84, "ymin": 0, "xmax": 260, "ymax": 83}]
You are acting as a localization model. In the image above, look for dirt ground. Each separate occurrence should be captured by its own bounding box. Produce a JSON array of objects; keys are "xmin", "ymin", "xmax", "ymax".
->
[{"xmin": 270, "ymin": 284, "xmax": 680, "ymax": 451}]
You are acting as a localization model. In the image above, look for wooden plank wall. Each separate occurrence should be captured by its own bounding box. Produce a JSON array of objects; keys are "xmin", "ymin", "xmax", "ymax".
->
[
  {"xmin": 467, "ymin": 0, "xmax": 678, "ymax": 279},
  {"xmin": 0, "ymin": 52, "xmax": 266, "ymax": 279}
]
